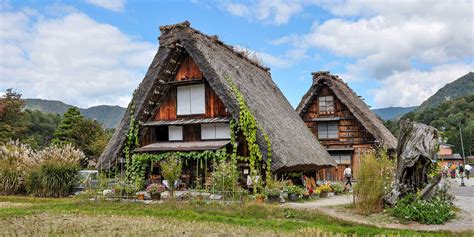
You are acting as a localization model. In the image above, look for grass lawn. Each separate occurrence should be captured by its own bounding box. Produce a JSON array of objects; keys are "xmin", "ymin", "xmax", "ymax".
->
[{"xmin": 0, "ymin": 196, "xmax": 468, "ymax": 236}]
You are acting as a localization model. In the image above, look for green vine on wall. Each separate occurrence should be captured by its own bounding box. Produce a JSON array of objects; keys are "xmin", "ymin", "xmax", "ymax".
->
[
  {"xmin": 225, "ymin": 75, "xmax": 272, "ymax": 193},
  {"xmin": 124, "ymin": 104, "xmax": 139, "ymax": 181},
  {"xmin": 128, "ymin": 149, "xmax": 228, "ymax": 185}
]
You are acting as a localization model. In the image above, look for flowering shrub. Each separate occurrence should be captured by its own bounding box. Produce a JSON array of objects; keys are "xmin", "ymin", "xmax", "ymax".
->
[
  {"xmin": 316, "ymin": 184, "xmax": 331, "ymax": 193},
  {"xmin": 391, "ymin": 193, "xmax": 455, "ymax": 224},
  {"xmin": 146, "ymin": 183, "xmax": 165, "ymax": 194}
]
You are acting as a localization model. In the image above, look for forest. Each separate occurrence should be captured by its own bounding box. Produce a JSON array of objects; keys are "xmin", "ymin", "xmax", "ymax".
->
[{"xmin": 385, "ymin": 94, "xmax": 474, "ymax": 156}]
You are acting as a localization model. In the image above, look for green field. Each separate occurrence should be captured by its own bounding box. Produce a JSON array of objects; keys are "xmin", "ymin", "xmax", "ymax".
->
[{"xmin": 0, "ymin": 196, "xmax": 468, "ymax": 236}]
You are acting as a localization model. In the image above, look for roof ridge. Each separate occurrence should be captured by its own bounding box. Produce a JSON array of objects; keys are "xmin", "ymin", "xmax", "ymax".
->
[{"xmin": 160, "ymin": 21, "xmax": 270, "ymax": 72}]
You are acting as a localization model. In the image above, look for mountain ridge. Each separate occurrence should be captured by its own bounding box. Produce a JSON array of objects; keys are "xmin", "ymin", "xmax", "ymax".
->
[{"xmin": 24, "ymin": 99, "xmax": 125, "ymax": 128}]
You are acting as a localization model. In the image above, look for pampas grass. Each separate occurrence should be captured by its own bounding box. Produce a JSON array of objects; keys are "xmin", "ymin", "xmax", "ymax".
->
[{"xmin": 353, "ymin": 150, "xmax": 394, "ymax": 214}]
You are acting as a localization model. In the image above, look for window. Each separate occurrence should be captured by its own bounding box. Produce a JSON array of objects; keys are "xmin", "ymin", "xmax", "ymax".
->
[
  {"xmin": 201, "ymin": 123, "xmax": 231, "ymax": 140},
  {"xmin": 177, "ymin": 84, "xmax": 205, "ymax": 115},
  {"xmin": 168, "ymin": 126, "xmax": 183, "ymax": 141},
  {"xmin": 318, "ymin": 122, "xmax": 338, "ymax": 139},
  {"xmin": 319, "ymin": 96, "xmax": 334, "ymax": 113},
  {"xmin": 331, "ymin": 154, "xmax": 351, "ymax": 165}
]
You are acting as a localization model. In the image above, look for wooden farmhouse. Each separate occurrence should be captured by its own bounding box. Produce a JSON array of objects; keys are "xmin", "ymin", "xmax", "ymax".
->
[
  {"xmin": 98, "ymin": 22, "xmax": 335, "ymax": 188},
  {"xmin": 296, "ymin": 71, "xmax": 397, "ymax": 181}
]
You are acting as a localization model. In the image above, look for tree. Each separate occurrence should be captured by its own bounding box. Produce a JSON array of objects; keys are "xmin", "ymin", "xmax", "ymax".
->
[
  {"xmin": 0, "ymin": 89, "xmax": 28, "ymax": 143},
  {"xmin": 52, "ymin": 107, "xmax": 110, "ymax": 166},
  {"xmin": 161, "ymin": 155, "xmax": 182, "ymax": 198},
  {"xmin": 52, "ymin": 107, "xmax": 83, "ymax": 145},
  {"xmin": 23, "ymin": 110, "xmax": 61, "ymax": 149}
]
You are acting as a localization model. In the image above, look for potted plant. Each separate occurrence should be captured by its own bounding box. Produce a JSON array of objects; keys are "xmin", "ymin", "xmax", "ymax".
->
[
  {"xmin": 264, "ymin": 188, "xmax": 280, "ymax": 203},
  {"xmin": 302, "ymin": 191, "xmax": 310, "ymax": 200},
  {"xmin": 286, "ymin": 185, "xmax": 303, "ymax": 202},
  {"xmin": 317, "ymin": 184, "xmax": 331, "ymax": 198},
  {"xmin": 330, "ymin": 182, "xmax": 344, "ymax": 195},
  {"xmin": 147, "ymin": 183, "xmax": 165, "ymax": 200},
  {"xmin": 255, "ymin": 193, "xmax": 265, "ymax": 203}
]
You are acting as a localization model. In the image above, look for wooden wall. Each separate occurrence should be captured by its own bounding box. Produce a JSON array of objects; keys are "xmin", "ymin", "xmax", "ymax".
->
[
  {"xmin": 175, "ymin": 56, "xmax": 203, "ymax": 81},
  {"xmin": 154, "ymin": 55, "xmax": 229, "ymax": 121}
]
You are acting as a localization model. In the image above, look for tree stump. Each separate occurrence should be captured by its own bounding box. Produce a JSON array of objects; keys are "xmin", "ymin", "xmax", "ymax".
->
[{"xmin": 384, "ymin": 120, "xmax": 439, "ymax": 205}]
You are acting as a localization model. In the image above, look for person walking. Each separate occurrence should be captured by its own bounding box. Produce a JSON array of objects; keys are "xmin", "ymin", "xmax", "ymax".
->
[
  {"xmin": 450, "ymin": 163, "xmax": 457, "ymax": 179},
  {"xmin": 344, "ymin": 166, "xmax": 352, "ymax": 187},
  {"xmin": 465, "ymin": 164, "xmax": 472, "ymax": 179}
]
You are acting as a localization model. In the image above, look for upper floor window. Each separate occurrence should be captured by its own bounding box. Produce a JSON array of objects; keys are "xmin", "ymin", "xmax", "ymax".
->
[
  {"xmin": 319, "ymin": 96, "xmax": 334, "ymax": 113},
  {"xmin": 201, "ymin": 123, "xmax": 231, "ymax": 140},
  {"xmin": 318, "ymin": 122, "xmax": 338, "ymax": 139},
  {"xmin": 177, "ymin": 84, "xmax": 205, "ymax": 115}
]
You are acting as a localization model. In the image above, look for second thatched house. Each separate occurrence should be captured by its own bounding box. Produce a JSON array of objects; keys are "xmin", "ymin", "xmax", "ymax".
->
[
  {"xmin": 98, "ymin": 22, "xmax": 335, "ymax": 187},
  {"xmin": 296, "ymin": 71, "xmax": 397, "ymax": 181}
]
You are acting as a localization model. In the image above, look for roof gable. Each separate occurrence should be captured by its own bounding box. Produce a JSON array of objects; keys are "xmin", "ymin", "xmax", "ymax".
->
[{"xmin": 296, "ymin": 71, "xmax": 397, "ymax": 149}]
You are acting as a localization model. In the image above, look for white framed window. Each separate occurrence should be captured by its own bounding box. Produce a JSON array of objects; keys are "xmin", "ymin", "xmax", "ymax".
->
[
  {"xmin": 177, "ymin": 84, "xmax": 205, "ymax": 115},
  {"xmin": 318, "ymin": 122, "xmax": 338, "ymax": 139},
  {"xmin": 201, "ymin": 123, "xmax": 231, "ymax": 140},
  {"xmin": 319, "ymin": 96, "xmax": 334, "ymax": 113},
  {"xmin": 168, "ymin": 126, "xmax": 183, "ymax": 141}
]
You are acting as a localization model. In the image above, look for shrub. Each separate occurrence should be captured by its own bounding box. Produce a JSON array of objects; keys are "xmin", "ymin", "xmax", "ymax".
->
[
  {"xmin": 330, "ymin": 182, "xmax": 345, "ymax": 194},
  {"xmin": 0, "ymin": 141, "xmax": 33, "ymax": 195},
  {"xmin": 161, "ymin": 155, "xmax": 182, "ymax": 198},
  {"xmin": 391, "ymin": 193, "xmax": 455, "ymax": 224},
  {"xmin": 25, "ymin": 144, "xmax": 83, "ymax": 197},
  {"xmin": 211, "ymin": 160, "xmax": 239, "ymax": 196},
  {"xmin": 353, "ymin": 150, "xmax": 394, "ymax": 214},
  {"xmin": 286, "ymin": 185, "xmax": 304, "ymax": 195}
]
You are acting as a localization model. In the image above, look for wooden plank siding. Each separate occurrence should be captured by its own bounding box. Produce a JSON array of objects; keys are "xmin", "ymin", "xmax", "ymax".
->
[
  {"xmin": 175, "ymin": 56, "xmax": 203, "ymax": 81},
  {"xmin": 301, "ymin": 85, "xmax": 377, "ymax": 181}
]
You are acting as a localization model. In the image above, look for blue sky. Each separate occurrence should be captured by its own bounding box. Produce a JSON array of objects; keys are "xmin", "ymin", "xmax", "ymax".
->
[{"xmin": 1, "ymin": 0, "xmax": 472, "ymax": 109}]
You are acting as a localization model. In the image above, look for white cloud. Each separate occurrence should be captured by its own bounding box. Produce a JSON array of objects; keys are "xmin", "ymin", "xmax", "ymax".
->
[
  {"xmin": 371, "ymin": 64, "xmax": 473, "ymax": 108},
  {"xmin": 0, "ymin": 10, "xmax": 155, "ymax": 108},
  {"xmin": 84, "ymin": 0, "xmax": 126, "ymax": 12},
  {"xmin": 221, "ymin": 0, "xmax": 304, "ymax": 25}
]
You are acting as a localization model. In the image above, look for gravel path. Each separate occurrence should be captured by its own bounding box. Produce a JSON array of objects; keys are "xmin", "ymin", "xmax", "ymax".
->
[{"xmin": 284, "ymin": 178, "xmax": 474, "ymax": 232}]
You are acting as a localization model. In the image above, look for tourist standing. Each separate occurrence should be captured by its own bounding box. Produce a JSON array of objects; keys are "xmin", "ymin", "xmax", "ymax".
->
[
  {"xmin": 344, "ymin": 166, "xmax": 352, "ymax": 187},
  {"xmin": 459, "ymin": 164, "xmax": 464, "ymax": 178}
]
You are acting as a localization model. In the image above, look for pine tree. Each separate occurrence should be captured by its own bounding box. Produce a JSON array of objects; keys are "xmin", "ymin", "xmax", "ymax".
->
[{"xmin": 52, "ymin": 107, "xmax": 84, "ymax": 145}]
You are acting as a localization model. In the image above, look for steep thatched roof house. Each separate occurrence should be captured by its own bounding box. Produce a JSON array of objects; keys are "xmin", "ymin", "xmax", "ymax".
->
[
  {"xmin": 296, "ymin": 71, "xmax": 397, "ymax": 180},
  {"xmin": 98, "ymin": 22, "xmax": 335, "ymax": 180}
]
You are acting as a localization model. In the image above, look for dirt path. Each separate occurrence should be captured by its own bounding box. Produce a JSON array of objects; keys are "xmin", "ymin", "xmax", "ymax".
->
[{"xmin": 284, "ymin": 180, "xmax": 474, "ymax": 232}]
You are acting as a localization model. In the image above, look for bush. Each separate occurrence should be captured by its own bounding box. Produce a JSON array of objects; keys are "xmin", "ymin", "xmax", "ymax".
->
[
  {"xmin": 330, "ymin": 182, "xmax": 345, "ymax": 194},
  {"xmin": 0, "ymin": 141, "xmax": 33, "ymax": 195},
  {"xmin": 211, "ymin": 160, "xmax": 238, "ymax": 195},
  {"xmin": 391, "ymin": 193, "xmax": 455, "ymax": 224},
  {"xmin": 353, "ymin": 150, "xmax": 394, "ymax": 214},
  {"xmin": 25, "ymin": 144, "xmax": 83, "ymax": 197},
  {"xmin": 286, "ymin": 185, "xmax": 304, "ymax": 195}
]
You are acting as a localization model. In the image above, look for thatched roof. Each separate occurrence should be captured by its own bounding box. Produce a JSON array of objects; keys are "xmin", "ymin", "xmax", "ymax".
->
[
  {"xmin": 296, "ymin": 71, "xmax": 397, "ymax": 150},
  {"xmin": 98, "ymin": 21, "xmax": 335, "ymax": 171}
]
